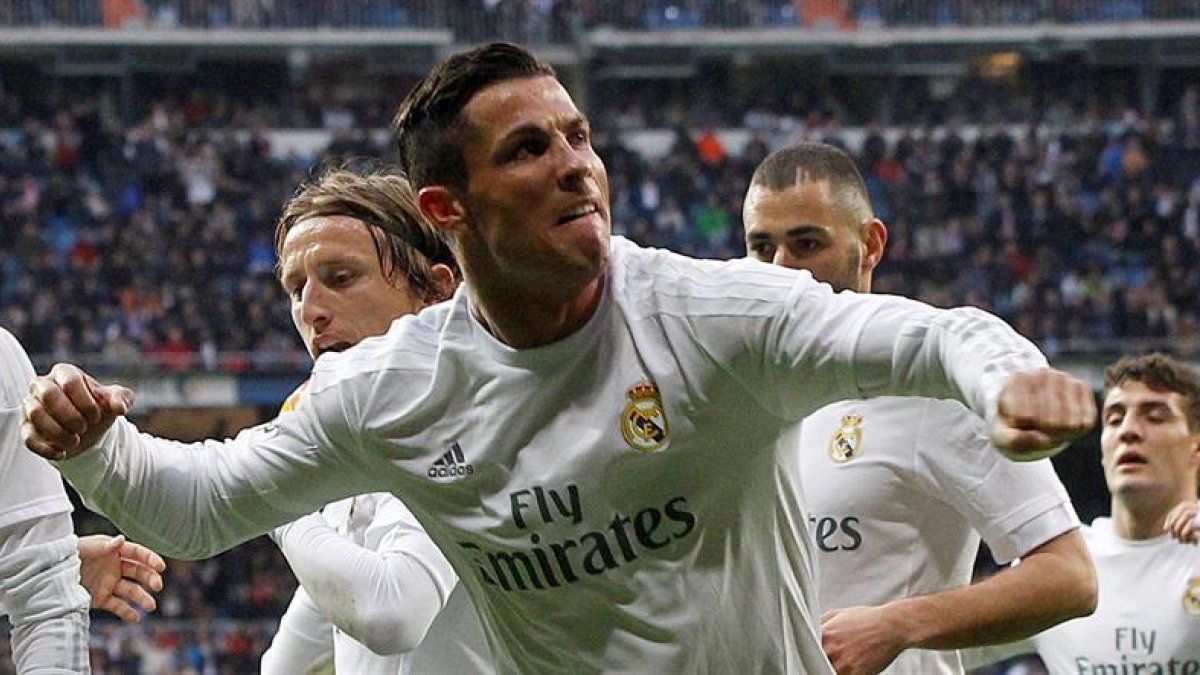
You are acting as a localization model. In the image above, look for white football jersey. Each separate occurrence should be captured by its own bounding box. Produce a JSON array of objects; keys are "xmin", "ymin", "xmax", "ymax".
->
[
  {"xmin": 800, "ymin": 397, "xmax": 1078, "ymax": 673},
  {"xmin": 62, "ymin": 237, "xmax": 1051, "ymax": 673},
  {"xmin": 0, "ymin": 327, "xmax": 71, "ymax": 530},
  {"xmin": 967, "ymin": 518, "xmax": 1200, "ymax": 672}
]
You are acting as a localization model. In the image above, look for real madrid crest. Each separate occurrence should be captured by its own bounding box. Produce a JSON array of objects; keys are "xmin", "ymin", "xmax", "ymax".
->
[
  {"xmin": 620, "ymin": 381, "xmax": 670, "ymax": 453},
  {"xmin": 1184, "ymin": 576, "xmax": 1200, "ymax": 615},
  {"xmin": 827, "ymin": 413, "xmax": 864, "ymax": 463}
]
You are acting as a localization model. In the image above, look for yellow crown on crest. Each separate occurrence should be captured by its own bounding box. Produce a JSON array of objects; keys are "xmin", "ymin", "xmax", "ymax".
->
[{"xmin": 627, "ymin": 381, "xmax": 661, "ymax": 401}]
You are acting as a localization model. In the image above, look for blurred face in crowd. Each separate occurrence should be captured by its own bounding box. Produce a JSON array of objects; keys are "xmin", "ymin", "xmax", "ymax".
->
[
  {"xmin": 278, "ymin": 216, "xmax": 427, "ymax": 358},
  {"xmin": 419, "ymin": 76, "xmax": 611, "ymax": 299},
  {"xmin": 742, "ymin": 179, "xmax": 884, "ymax": 293},
  {"xmin": 1100, "ymin": 379, "xmax": 1200, "ymax": 505}
]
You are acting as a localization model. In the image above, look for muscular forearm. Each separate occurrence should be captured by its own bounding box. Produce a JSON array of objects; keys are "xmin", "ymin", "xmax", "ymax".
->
[
  {"xmin": 890, "ymin": 529, "xmax": 1096, "ymax": 650},
  {"xmin": 276, "ymin": 513, "xmax": 451, "ymax": 654}
]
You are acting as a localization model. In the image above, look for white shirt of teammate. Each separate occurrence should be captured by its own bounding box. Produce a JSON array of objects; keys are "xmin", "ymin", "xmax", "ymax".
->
[
  {"xmin": 0, "ymin": 327, "xmax": 91, "ymax": 672},
  {"xmin": 800, "ymin": 397, "xmax": 1079, "ymax": 674},
  {"xmin": 262, "ymin": 385, "xmax": 492, "ymax": 674},
  {"xmin": 969, "ymin": 517, "xmax": 1200, "ymax": 674},
  {"xmin": 59, "ymin": 237, "xmax": 1054, "ymax": 674}
]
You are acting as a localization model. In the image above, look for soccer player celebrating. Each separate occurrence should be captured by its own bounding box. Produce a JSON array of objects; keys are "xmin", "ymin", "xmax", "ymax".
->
[
  {"xmin": 2, "ymin": 326, "xmax": 164, "ymax": 672},
  {"xmin": 968, "ymin": 353, "xmax": 1200, "ymax": 673},
  {"xmin": 742, "ymin": 141, "xmax": 1096, "ymax": 675},
  {"xmin": 24, "ymin": 43, "xmax": 1095, "ymax": 673}
]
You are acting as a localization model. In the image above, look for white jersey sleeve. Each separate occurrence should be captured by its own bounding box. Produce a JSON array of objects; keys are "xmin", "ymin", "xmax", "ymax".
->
[
  {"xmin": 260, "ymin": 585, "xmax": 334, "ymax": 675},
  {"xmin": 56, "ymin": 377, "xmax": 392, "ymax": 560},
  {"xmin": 274, "ymin": 494, "xmax": 457, "ymax": 655},
  {"xmin": 0, "ymin": 327, "xmax": 72, "ymax": 529},
  {"xmin": 0, "ymin": 327, "xmax": 90, "ymax": 672},
  {"xmin": 913, "ymin": 399, "xmax": 1078, "ymax": 563},
  {"xmin": 647, "ymin": 252, "xmax": 1049, "ymax": 429}
]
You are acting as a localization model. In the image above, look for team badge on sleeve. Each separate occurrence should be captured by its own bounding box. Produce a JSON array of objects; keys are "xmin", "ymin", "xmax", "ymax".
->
[
  {"xmin": 1184, "ymin": 576, "xmax": 1200, "ymax": 615},
  {"xmin": 828, "ymin": 413, "xmax": 864, "ymax": 463},
  {"xmin": 620, "ymin": 381, "xmax": 670, "ymax": 453}
]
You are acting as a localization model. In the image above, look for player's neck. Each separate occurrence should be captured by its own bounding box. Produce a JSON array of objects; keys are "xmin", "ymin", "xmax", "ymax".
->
[
  {"xmin": 1110, "ymin": 490, "xmax": 1188, "ymax": 540},
  {"xmin": 467, "ymin": 276, "xmax": 604, "ymax": 349}
]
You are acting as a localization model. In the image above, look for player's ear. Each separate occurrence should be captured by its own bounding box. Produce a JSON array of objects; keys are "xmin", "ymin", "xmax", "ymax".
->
[
  {"xmin": 862, "ymin": 219, "xmax": 888, "ymax": 272},
  {"xmin": 418, "ymin": 186, "xmax": 466, "ymax": 235},
  {"xmin": 427, "ymin": 263, "xmax": 457, "ymax": 303}
]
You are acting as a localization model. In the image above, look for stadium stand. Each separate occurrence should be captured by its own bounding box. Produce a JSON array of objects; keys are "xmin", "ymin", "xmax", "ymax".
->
[{"xmin": 1, "ymin": 1, "xmax": 1199, "ymax": 671}]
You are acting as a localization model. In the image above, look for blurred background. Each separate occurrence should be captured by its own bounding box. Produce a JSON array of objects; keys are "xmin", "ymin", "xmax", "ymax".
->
[{"xmin": 1, "ymin": 1, "xmax": 1199, "ymax": 672}]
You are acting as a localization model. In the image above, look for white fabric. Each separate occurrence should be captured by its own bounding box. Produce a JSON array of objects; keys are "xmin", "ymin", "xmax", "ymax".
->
[
  {"xmin": 967, "ymin": 518, "xmax": 1200, "ymax": 672},
  {"xmin": 0, "ymin": 328, "xmax": 72, "ymax": 530},
  {"xmin": 261, "ymin": 586, "xmax": 335, "ymax": 675},
  {"xmin": 265, "ymin": 383, "xmax": 489, "ymax": 674},
  {"xmin": 59, "ymin": 237, "xmax": 1051, "ymax": 674},
  {"xmin": 799, "ymin": 397, "xmax": 1079, "ymax": 674},
  {"xmin": 0, "ymin": 327, "xmax": 90, "ymax": 672}
]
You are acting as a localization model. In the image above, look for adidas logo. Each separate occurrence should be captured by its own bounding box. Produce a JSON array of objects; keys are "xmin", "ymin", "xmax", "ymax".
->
[{"xmin": 427, "ymin": 441, "xmax": 475, "ymax": 479}]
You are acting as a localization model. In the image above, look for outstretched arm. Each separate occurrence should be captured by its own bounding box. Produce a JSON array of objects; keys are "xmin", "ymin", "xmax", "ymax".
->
[
  {"xmin": 820, "ymin": 530, "xmax": 1094, "ymax": 675},
  {"xmin": 77, "ymin": 534, "xmax": 166, "ymax": 622},
  {"xmin": 23, "ymin": 364, "xmax": 386, "ymax": 559},
  {"xmin": 273, "ymin": 497, "xmax": 457, "ymax": 655}
]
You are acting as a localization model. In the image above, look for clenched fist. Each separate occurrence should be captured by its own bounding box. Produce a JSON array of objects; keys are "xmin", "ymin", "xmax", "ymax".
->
[{"xmin": 22, "ymin": 363, "xmax": 134, "ymax": 462}]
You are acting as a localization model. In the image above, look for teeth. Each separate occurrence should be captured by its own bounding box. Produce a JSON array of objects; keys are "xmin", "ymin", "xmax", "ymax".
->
[{"xmin": 563, "ymin": 204, "xmax": 596, "ymax": 219}]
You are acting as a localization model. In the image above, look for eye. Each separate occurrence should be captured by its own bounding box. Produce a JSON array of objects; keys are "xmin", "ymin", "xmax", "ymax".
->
[
  {"xmin": 569, "ymin": 128, "xmax": 590, "ymax": 146},
  {"xmin": 283, "ymin": 279, "xmax": 305, "ymax": 302},
  {"xmin": 327, "ymin": 269, "xmax": 357, "ymax": 288},
  {"xmin": 790, "ymin": 238, "xmax": 826, "ymax": 255},
  {"xmin": 509, "ymin": 137, "xmax": 548, "ymax": 162},
  {"xmin": 748, "ymin": 242, "xmax": 775, "ymax": 260},
  {"xmin": 1104, "ymin": 412, "xmax": 1124, "ymax": 427}
]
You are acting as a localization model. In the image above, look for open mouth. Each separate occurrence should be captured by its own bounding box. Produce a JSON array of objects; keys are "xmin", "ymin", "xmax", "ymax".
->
[
  {"xmin": 1115, "ymin": 451, "xmax": 1148, "ymax": 468},
  {"xmin": 556, "ymin": 203, "xmax": 598, "ymax": 226},
  {"xmin": 316, "ymin": 341, "xmax": 353, "ymax": 357}
]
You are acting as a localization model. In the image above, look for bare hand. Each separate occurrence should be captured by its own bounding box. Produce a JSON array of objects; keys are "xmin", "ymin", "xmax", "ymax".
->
[
  {"xmin": 1164, "ymin": 500, "xmax": 1199, "ymax": 545},
  {"xmin": 991, "ymin": 368, "xmax": 1096, "ymax": 461},
  {"xmin": 22, "ymin": 363, "xmax": 133, "ymax": 461},
  {"xmin": 820, "ymin": 605, "xmax": 908, "ymax": 675},
  {"xmin": 77, "ymin": 534, "xmax": 167, "ymax": 623}
]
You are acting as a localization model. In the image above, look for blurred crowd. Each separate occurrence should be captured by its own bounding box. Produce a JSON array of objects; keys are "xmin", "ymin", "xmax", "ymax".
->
[
  {"xmin": 1, "ymin": 0, "xmax": 1197, "ymax": 36},
  {"xmin": 2, "ymin": 76, "xmax": 1199, "ymax": 375}
]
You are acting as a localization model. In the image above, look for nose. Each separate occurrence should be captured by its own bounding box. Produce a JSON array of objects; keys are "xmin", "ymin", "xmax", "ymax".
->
[
  {"xmin": 771, "ymin": 248, "xmax": 796, "ymax": 270},
  {"xmin": 1116, "ymin": 416, "xmax": 1143, "ymax": 444},
  {"xmin": 555, "ymin": 136, "xmax": 593, "ymax": 192},
  {"xmin": 298, "ymin": 283, "xmax": 331, "ymax": 332}
]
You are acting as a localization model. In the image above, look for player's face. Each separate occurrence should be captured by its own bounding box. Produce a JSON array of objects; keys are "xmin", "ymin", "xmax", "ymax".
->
[
  {"xmin": 1100, "ymin": 380, "xmax": 1200, "ymax": 500},
  {"xmin": 278, "ymin": 216, "xmax": 425, "ymax": 359},
  {"xmin": 743, "ymin": 180, "xmax": 866, "ymax": 292},
  {"xmin": 454, "ymin": 75, "xmax": 611, "ymax": 294}
]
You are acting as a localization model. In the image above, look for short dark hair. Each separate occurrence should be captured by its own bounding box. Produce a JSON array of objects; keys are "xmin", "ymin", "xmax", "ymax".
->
[
  {"xmin": 392, "ymin": 42, "xmax": 556, "ymax": 191},
  {"xmin": 750, "ymin": 142, "xmax": 873, "ymax": 223},
  {"xmin": 275, "ymin": 163, "xmax": 458, "ymax": 303},
  {"xmin": 1104, "ymin": 353, "xmax": 1200, "ymax": 432}
]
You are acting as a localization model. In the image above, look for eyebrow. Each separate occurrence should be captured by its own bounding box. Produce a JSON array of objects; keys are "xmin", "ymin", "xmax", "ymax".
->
[
  {"xmin": 746, "ymin": 225, "xmax": 827, "ymax": 241},
  {"xmin": 1103, "ymin": 400, "xmax": 1174, "ymax": 416}
]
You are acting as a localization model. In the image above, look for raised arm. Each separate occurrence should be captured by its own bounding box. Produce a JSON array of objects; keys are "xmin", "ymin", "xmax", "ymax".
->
[
  {"xmin": 273, "ymin": 496, "xmax": 457, "ymax": 654},
  {"xmin": 23, "ymin": 363, "xmax": 386, "ymax": 559},
  {"xmin": 751, "ymin": 273, "xmax": 1097, "ymax": 456}
]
